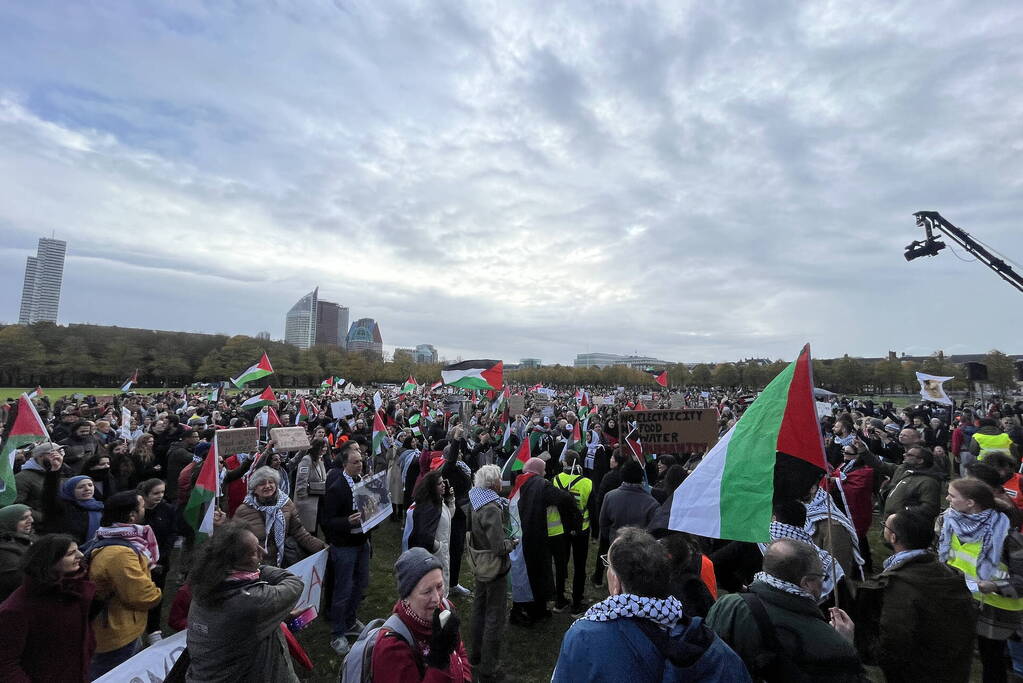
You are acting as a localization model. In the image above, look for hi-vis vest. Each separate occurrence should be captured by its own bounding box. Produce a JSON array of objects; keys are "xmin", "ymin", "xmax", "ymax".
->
[
  {"xmin": 976, "ymin": 432, "xmax": 1013, "ymax": 459},
  {"xmin": 947, "ymin": 534, "xmax": 1023, "ymax": 611},
  {"xmin": 554, "ymin": 472, "xmax": 592, "ymax": 532},
  {"xmin": 546, "ymin": 506, "xmax": 564, "ymax": 537}
]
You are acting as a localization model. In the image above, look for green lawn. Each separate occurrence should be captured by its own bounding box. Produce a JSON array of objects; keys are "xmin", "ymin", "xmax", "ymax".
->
[{"xmin": 0, "ymin": 387, "xmax": 172, "ymax": 401}]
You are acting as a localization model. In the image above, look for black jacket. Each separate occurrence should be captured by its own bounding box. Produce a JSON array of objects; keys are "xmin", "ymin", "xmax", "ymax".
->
[{"xmin": 322, "ymin": 469, "xmax": 370, "ymax": 547}]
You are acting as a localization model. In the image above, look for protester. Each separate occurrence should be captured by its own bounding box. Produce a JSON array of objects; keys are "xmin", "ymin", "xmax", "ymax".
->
[
  {"xmin": 940, "ymin": 478, "xmax": 1023, "ymax": 683},
  {"xmin": 553, "ymin": 526, "xmax": 749, "ymax": 682},
  {"xmin": 164, "ymin": 427, "xmax": 199, "ymax": 502},
  {"xmin": 80, "ymin": 452, "xmax": 117, "ymax": 501},
  {"xmin": 591, "ymin": 447, "xmax": 624, "ymax": 583},
  {"xmin": 877, "ymin": 445, "xmax": 943, "ymax": 520},
  {"xmin": 972, "ymin": 418, "xmax": 1018, "ymax": 461},
  {"xmin": 552, "ymin": 449, "xmax": 592, "ymax": 614},
  {"xmin": 804, "ymin": 485, "xmax": 865, "ymax": 579},
  {"xmin": 439, "ymin": 441, "xmax": 473, "ymax": 598},
  {"xmin": 407, "ymin": 469, "xmax": 456, "ymax": 592},
  {"xmin": 659, "ymin": 532, "xmax": 717, "ymax": 619},
  {"xmin": 234, "ymin": 466, "xmax": 325, "ymax": 567},
  {"xmin": 466, "ymin": 464, "xmax": 518, "ymax": 682},
  {"xmin": 857, "ymin": 509, "xmax": 977, "ymax": 682},
  {"xmin": 59, "ymin": 421, "xmax": 101, "ymax": 473},
  {"xmin": 14, "ymin": 441, "xmax": 68, "ymax": 522},
  {"xmin": 0, "ymin": 534, "xmax": 95, "ymax": 683},
  {"xmin": 0, "ymin": 504, "xmax": 35, "ymax": 603},
  {"xmin": 707, "ymin": 538, "xmax": 864, "ymax": 681},
  {"xmin": 137, "ymin": 478, "xmax": 175, "ymax": 644},
  {"xmin": 322, "ymin": 442, "xmax": 371, "ymax": 655},
  {"xmin": 293, "ymin": 437, "xmax": 328, "ymax": 533},
  {"xmin": 186, "ymin": 521, "xmax": 304, "ymax": 682},
  {"xmin": 48, "ymin": 475, "xmax": 104, "ymax": 545},
  {"xmin": 370, "ymin": 547, "xmax": 472, "ymax": 682},
  {"xmin": 599, "ymin": 460, "xmax": 658, "ymax": 548},
  {"xmin": 510, "ymin": 457, "xmax": 579, "ymax": 625},
  {"xmin": 86, "ymin": 490, "xmax": 163, "ymax": 678}
]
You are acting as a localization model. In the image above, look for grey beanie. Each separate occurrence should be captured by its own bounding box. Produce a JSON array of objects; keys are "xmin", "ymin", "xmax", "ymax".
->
[{"xmin": 394, "ymin": 547, "xmax": 443, "ymax": 599}]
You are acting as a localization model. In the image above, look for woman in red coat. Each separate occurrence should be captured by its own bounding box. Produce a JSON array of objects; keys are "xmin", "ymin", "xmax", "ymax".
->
[{"xmin": 0, "ymin": 534, "xmax": 96, "ymax": 682}]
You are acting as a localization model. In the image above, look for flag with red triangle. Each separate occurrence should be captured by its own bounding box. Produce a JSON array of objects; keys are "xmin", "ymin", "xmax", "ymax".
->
[
  {"xmin": 183, "ymin": 437, "xmax": 220, "ymax": 543},
  {"xmin": 267, "ymin": 405, "xmax": 283, "ymax": 426},
  {"xmin": 0, "ymin": 394, "xmax": 49, "ymax": 505},
  {"xmin": 501, "ymin": 434, "xmax": 531, "ymax": 484},
  {"xmin": 648, "ymin": 370, "xmax": 668, "ymax": 388},
  {"xmin": 241, "ymin": 386, "xmax": 276, "ymax": 410},
  {"xmin": 231, "ymin": 352, "xmax": 274, "ymax": 388},
  {"xmin": 120, "ymin": 369, "xmax": 139, "ymax": 393},
  {"xmin": 295, "ymin": 398, "xmax": 311, "ymax": 424},
  {"xmin": 372, "ymin": 410, "xmax": 387, "ymax": 455}
]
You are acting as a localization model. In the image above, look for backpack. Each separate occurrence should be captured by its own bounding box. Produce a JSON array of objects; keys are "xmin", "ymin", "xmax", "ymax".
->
[
  {"xmin": 738, "ymin": 593, "xmax": 811, "ymax": 683},
  {"xmin": 340, "ymin": 614, "xmax": 419, "ymax": 683}
]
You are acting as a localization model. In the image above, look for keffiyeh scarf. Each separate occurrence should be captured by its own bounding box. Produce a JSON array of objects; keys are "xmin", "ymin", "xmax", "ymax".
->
[
  {"xmin": 584, "ymin": 593, "xmax": 685, "ymax": 628},
  {"xmin": 759, "ymin": 521, "xmax": 843, "ymax": 601},
  {"xmin": 468, "ymin": 486, "xmax": 504, "ymax": 512},
  {"xmin": 805, "ymin": 487, "xmax": 865, "ymax": 574},
  {"xmin": 753, "ymin": 572, "xmax": 816, "ymax": 601},
  {"xmin": 244, "ymin": 489, "xmax": 289, "ymax": 565},
  {"xmin": 95, "ymin": 523, "xmax": 161, "ymax": 568},
  {"xmin": 939, "ymin": 507, "xmax": 1009, "ymax": 581}
]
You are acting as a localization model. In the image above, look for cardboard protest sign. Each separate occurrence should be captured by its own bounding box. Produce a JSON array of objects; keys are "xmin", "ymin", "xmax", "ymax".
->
[
  {"xmin": 270, "ymin": 426, "xmax": 311, "ymax": 452},
  {"xmin": 619, "ymin": 408, "xmax": 719, "ymax": 457},
  {"xmin": 536, "ymin": 387, "xmax": 556, "ymax": 398},
  {"xmin": 353, "ymin": 471, "xmax": 391, "ymax": 534},
  {"xmin": 215, "ymin": 427, "xmax": 258, "ymax": 456},
  {"xmin": 330, "ymin": 400, "xmax": 353, "ymax": 418},
  {"xmin": 508, "ymin": 395, "xmax": 526, "ymax": 416}
]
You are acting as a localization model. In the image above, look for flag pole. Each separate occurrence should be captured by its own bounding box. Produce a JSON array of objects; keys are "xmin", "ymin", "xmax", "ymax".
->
[{"xmin": 824, "ymin": 479, "xmax": 840, "ymax": 610}]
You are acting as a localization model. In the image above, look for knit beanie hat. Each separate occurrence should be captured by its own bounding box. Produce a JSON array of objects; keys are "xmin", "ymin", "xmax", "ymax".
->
[
  {"xmin": 523, "ymin": 457, "xmax": 546, "ymax": 476},
  {"xmin": 394, "ymin": 547, "xmax": 443, "ymax": 599},
  {"xmin": 0, "ymin": 504, "xmax": 31, "ymax": 533}
]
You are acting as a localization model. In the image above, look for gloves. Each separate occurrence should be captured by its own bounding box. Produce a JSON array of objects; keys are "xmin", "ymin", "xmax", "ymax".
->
[{"xmin": 425, "ymin": 607, "xmax": 460, "ymax": 669}]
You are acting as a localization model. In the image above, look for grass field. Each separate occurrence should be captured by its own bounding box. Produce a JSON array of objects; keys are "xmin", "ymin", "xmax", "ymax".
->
[{"xmin": 0, "ymin": 387, "xmax": 172, "ymax": 401}]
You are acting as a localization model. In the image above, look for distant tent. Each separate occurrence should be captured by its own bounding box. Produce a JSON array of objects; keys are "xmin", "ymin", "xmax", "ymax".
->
[{"xmin": 813, "ymin": 387, "xmax": 836, "ymax": 399}]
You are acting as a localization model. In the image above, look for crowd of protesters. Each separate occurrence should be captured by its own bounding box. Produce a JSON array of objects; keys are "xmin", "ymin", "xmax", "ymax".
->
[{"xmin": 0, "ymin": 383, "xmax": 1021, "ymax": 681}]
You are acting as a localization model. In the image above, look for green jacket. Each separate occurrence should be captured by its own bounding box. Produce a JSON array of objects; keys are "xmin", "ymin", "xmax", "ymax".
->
[
  {"xmin": 855, "ymin": 552, "xmax": 975, "ymax": 683},
  {"xmin": 880, "ymin": 468, "xmax": 942, "ymax": 519},
  {"xmin": 706, "ymin": 581, "xmax": 866, "ymax": 682}
]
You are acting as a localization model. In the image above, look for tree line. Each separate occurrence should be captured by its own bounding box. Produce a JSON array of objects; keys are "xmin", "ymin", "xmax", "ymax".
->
[{"xmin": 0, "ymin": 322, "xmax": 1016, "ymax": 395}]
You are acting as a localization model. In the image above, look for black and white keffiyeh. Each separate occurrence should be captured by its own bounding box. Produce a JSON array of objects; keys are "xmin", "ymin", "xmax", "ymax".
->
[
  {"xmin": 468, "ymin": 486, "xmax": 504, "ymax": 511},
  {"xmin": 759, "ymin": 521, "xmax": 843, "ymax": 600},
  {"xmin": 805, "ymin": 487, "xmax": 865, "ymax": 574},
  {"xmin": 753, "ymin": 572, "xmax": 816, "ymax": 601},
  {"xmin": 243, "ymin": 489, "xmax": 288, "ymax": 565},
  {"xmin": 583, "ymin": 593, "xmax": 684, "ymax": 628}
]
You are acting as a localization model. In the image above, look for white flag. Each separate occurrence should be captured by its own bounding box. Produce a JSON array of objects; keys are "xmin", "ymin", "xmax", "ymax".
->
[
  {"xmin": 373, "ymin": 391, "xmax": 383, "ymax": 413},
  {"xmin": 916, "ymin": 372, "xmax": 953, "ymax": 406},
  {"xmin": 119, "ymin": 406, "xmax": 132, "ymax": 440}
]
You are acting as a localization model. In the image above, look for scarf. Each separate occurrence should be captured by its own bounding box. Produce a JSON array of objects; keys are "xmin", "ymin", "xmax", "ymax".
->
[
  {"xmin": 20, "ymin": 458, "xmax": 45, "ymax": 473},
  {"xmin": 759, "ymin": 522, "xmax": 843, "ymax": 601},
  {"xmin": 244, "ymin": 489, "xmax": 289, "ymax": 565},
  {"xmin": 399, "ymin": 449, "xmax": 420, "ymax": 481},
  {"xmin": 60, "ymin": 476, "xmax": 104, "ymax": 542},
  {"xmin": 468, "ymin": 486, "xmax": 503, "ymax": 512},
  {"xmin": 753, "ymin": 572, "xmax": 816, "ymax": 602},
  {"xmin": 95, "ymin": 523, "xmax": 161, "ymax": 568},
  {"xmin": 939, "ymin": 507, "xmax": 1009, "ymax": 581},
  {"xmin": 882, "ymin": 548, "xmax": 929, "ymax": 572},
  {"xmin": 584, "ymin": 593, "xmax": 685, "ymax": 628},
  {"xmin": 805, "ymin": 487, "xmax": 865, "ymax": 573},
  {"xmin": 344, "ymin": 472, "xmax": 360, "ymax": 511}
]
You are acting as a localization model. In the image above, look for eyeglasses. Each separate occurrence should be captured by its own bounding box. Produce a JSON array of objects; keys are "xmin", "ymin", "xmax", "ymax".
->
[{"xmin": 600, "ymin": 553, "xmax": 610, "ymax": 568}]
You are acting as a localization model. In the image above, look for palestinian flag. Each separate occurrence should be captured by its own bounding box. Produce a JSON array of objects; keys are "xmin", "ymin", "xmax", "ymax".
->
[
  {"xmin": 428, "ymin": 381, "xmax": 441, "ymax": 393},
  {"xmin": 266, "ymin": 405, "xmax": 284, "ymax": 427},
  {"xmin": 319, "ymin": 377, "xmax": 335, "ymax": 391},
  {"xmin": 441, "ymin": 360, "xmax": 503, "ymax": 391},
  {"xmin": 206, "ymin": 385, "xmax": 222, "ymax": 402},
  {"xmin": 26, "ymin": 386, "xmax": 43, "ymax": 399},
  {"xmin": 372, "ymin": 411, "xmax": 387, "ymax": 455},
  {"xmin": 0, "ymin": 394, "xmax": 49, "ymax": 506},
  {"xmin": 120, "ymin": 369, "xmax": 138, "ymax": 393},
  {"xmin": 648, "ymin": 370, "xmax": 668, "ymax": 388},
  {"xmin": 231, "ymin": 352, "xmax": 274, "ymax": 388},
  {"xmin": 400, "ymin": 375, "xmax": 418, "ymax": 395},
  {"xmin": 561, "ymin": 421, "xmax": 583, "ymax": 463},
  {"xmin": 183, "ymin": 437, "xmax": 220, "ymax": 543},
  {"xmin": 295, "ymin": 398, "xmax": 311, "ymax": 424},
  {"xmin": 668, "ymin": 344, "xmax": 826, "ymax": 543},
  {"xmin": 241, "ymin": 386, "xmax": 276, "ymax": 410},
  {"xmin": 501, "ymin": 434, "xmax": 530, "ymax": 484},
  {"xmin": 624, "ymin": 424, "xmax": 646, "ymax": 463},
  {"xmin": 408, "ymin": 412, "xmax": 422, "ymax": 437}
]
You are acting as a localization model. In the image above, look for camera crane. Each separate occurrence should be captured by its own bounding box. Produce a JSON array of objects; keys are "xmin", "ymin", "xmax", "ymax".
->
[{"xmin": 905, "ymin": 211, "xmax": 1023, "ymax": 295}]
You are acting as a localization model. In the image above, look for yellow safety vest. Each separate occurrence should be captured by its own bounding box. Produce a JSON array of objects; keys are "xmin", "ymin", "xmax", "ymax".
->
[
  {"xmin": 975, "ymin": 432, "xmax": 1014, "ymax": 459},
  {"xmin": 546, "ymin": 505, "xmax": 564, "ymax": 537},
  {"xmin": 947, "ymin": 534, "xmax": 1023, "ymax": 611},
  {"xmin": 554, "ymin": 472, "xmax": 592, "ymax": 531}
]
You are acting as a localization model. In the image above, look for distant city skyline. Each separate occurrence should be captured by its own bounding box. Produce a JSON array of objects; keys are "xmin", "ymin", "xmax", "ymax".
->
[{"xmin": 18, "ymin": 237, "xmax": 66, "ymax": 325}]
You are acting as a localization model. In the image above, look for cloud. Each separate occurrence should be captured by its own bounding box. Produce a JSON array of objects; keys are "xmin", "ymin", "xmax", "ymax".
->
[{"xmin": 1, "ymin": 1, "xmax": 1022, "ymax": 366}]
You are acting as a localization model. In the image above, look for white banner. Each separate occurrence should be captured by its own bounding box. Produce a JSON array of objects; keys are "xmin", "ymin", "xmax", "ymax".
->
[
  {"xmin": 916, "ymin": 372, "xmax": 954, "ymax": 406},
  {"xmin": 536, "ymin": 387, "xmax": 556, "ymax": 397},
  {"xmin": 816, "ymin": 401, "xmax": 834, "ymax": 418},
  {"xmin": 95, "ymin": 550, "xmax": 329, "ymax": 683}
]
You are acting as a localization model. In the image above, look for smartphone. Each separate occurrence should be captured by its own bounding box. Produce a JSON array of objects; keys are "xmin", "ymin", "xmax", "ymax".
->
[{"xmin": 287, "ymin": 606, "xmax": 318, "ymax": 632}]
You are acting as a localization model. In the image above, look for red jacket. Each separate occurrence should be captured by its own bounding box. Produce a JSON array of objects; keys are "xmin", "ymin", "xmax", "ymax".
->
[
  {"xmin": 371, "ymin": 600, "xmax": 471, "ymax": 683},
  {"xmin": 0, "ymin": 574, "xmax": 96, "ymax": 683}
]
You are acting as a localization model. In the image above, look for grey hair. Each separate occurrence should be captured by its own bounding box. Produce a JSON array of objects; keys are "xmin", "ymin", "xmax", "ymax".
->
[
  {"xmin": 474, "ymin": 464, "xmax": 502, "ymax": 490},
  {"xmin": 247, "ymin": 465, "xmax": 281, "ymax": 492}
]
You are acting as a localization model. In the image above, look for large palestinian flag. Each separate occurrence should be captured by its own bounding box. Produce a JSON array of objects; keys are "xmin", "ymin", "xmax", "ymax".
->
[
  {"xmin": 241, "ymin": 386, "xmax": 276, "ymax": 410},
  {"xmin": 231, "ymin": 352, "xmax": 274, "ymax": 388},
  {"xmin": 501, "ymin": 434, "xmax": 530, "ymax": 485},
  {"xmin": 0, "ymin": 394, "xmax": 48, "ymax": 506},
  {"xmin": 441, "ymin": 360, "xmax": 503, "ymax": 391},
  {"xmin": 647, "ymin": 369, "xmax": 668, "ymax": 388},
  {"xmin": 400, "ymin": 375, "xmax": 418, "ymax": 395},
  {"xmin": 668, "ymin": 344, "xmax": 825, "ymax": 543}
]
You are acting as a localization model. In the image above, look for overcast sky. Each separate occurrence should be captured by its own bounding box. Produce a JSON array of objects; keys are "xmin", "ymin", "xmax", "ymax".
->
[{"xmin": 1, "ymin": 2, "xmax": 1021, "ymax": 365}]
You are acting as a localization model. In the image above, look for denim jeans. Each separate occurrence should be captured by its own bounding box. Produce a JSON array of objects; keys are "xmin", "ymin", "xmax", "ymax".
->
[
  {"xmin": 90, "ymin": 637, "xmax": 141, "ymax": 680},
  {"xmin": 330, "ymin": 542, "xmax": 370, "ymax": 636}
]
